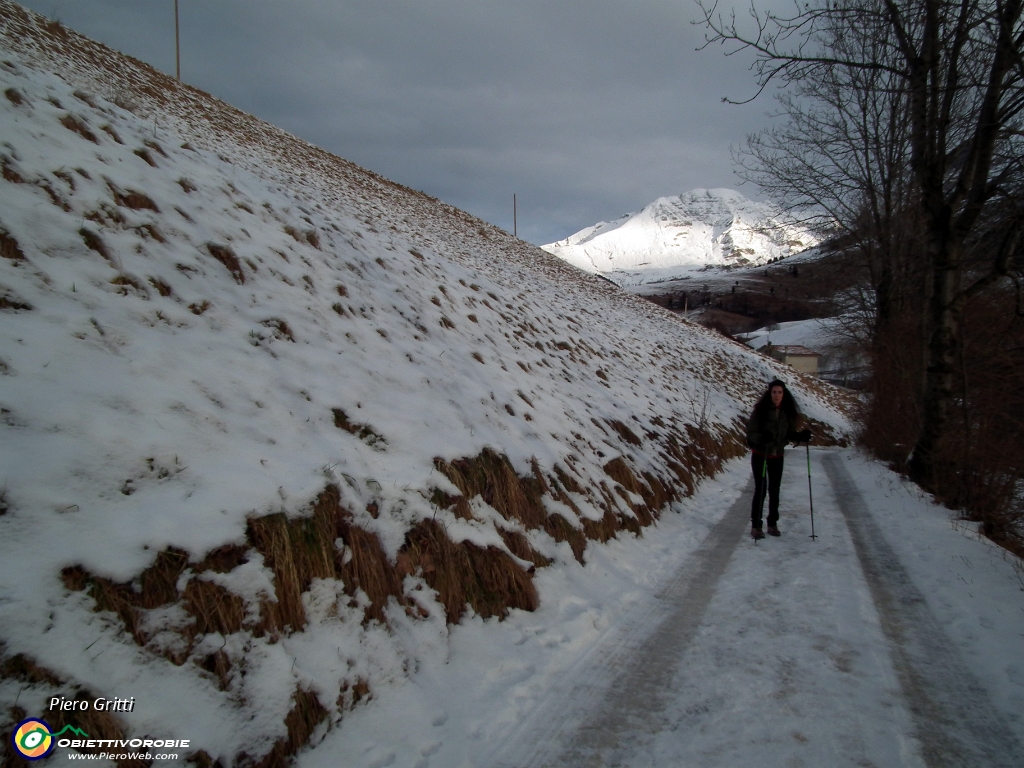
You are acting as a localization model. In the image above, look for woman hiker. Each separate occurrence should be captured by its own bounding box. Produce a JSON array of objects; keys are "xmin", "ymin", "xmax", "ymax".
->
[{"xmin": 746, "ymin": 379, "xmax": 811, "ymax": 539}]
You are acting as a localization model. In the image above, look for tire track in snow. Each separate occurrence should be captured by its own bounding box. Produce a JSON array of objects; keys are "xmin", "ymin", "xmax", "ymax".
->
[
  {"xmin": 821, "ymin": 452, "xmax": 1022, "ymax": 768},
  {"xmin": 489, "ymin": 483, "xmax": 750, "ymax": 768}
]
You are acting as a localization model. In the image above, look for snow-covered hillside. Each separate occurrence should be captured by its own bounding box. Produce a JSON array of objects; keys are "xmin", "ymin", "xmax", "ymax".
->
[
  {"xmin": 0, "ymin": 4, "xmax": 854, "ymax": 765},
  {"xmin": 543, "ymin": 189, "xmax": 818, "ymax": 287}
]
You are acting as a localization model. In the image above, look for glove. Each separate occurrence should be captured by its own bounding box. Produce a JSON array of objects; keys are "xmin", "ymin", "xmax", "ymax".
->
[{"xmin": 794, "ymin": 429, "xmax": 811, "ymax": 443}]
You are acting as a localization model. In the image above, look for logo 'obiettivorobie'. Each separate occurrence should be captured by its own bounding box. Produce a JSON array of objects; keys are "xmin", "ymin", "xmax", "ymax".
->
[
  {"xmin": 11, "ymin": 720, "xmax": 91, "ymax": 760},
  {"xmin": 11, "ymin": 718, "xmax": 69, "ymax": 760},
  {"xmin": 10, "ymin": 717, "xmax": 191, "ymax": 761}
]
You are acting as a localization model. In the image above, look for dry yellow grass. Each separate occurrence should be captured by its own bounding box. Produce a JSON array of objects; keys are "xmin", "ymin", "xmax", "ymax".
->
[
  {"xmin": 398, "ymin": 518, "xmax": 539, "ymax": 622},
  {"xmin": 205, "ymin": 243, "xmax": 245, "ymax": 284},
  {"xmin": 0, "ymin": 228, "xmax": 24, "ymax": 262}
]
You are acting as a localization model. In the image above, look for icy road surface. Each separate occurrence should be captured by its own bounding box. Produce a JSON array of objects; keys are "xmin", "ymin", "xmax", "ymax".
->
[{"xmin": 300, "ymin": 450, "xmax": 1024, "ymax": 768}]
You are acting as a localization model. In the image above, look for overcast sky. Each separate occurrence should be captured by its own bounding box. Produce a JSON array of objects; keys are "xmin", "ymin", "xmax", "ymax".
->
[{"xmin": 17, "ymin": 0, "xmax": 777, "ymax": 245}]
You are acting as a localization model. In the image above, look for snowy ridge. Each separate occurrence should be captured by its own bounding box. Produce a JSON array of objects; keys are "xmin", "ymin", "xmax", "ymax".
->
[
  {"xmin": 0, "ymin": 4, "xmax": 855, "ymax": 765},
  {"xmin": 543, "ymin": 188, "xmax": 818, "ymax": 287}
]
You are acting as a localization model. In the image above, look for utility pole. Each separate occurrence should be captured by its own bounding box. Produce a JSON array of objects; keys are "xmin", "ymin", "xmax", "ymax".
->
[
  {"xmin": 513, "ymin": 193, "xmax": 517, "ymax": 238},
  {"xmin": 174, "ymin": 0, "xmax": 181, "ymax": 80}
]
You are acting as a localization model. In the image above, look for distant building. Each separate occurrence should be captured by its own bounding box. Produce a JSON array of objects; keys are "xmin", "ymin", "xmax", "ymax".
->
[{"xmin": 764, "ymin": 344, "xmax": 821, "ymax": 376}]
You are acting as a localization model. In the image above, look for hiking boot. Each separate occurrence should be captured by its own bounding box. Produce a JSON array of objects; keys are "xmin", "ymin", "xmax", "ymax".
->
[
  {"xmin": 767, "ymin": 525, "xmax": 781, "ymax": 537},
  {"xmin": 751, "ymin": 527, "xmax": 765, "ymax": 540}
]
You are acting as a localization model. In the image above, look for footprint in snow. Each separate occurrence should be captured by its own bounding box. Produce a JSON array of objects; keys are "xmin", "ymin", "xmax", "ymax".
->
[
  {"xmin": 365, "ymin": 751, "xmax": 395, "ymax": 768},
  {"xmin": 420, "ymin": 741, "xmax": 442, "ymax": 756}
]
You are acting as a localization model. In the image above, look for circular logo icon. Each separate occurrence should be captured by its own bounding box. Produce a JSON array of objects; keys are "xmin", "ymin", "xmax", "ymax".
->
[{"xmin": 11, "ymin": 718, "xmax": 55, "ymax": 760}]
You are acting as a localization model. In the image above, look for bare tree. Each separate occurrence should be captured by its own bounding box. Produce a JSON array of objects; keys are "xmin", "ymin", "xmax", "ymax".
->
[{"xmin": 697, "ymin": 0, "xmax": 1024, "ymax": 487}]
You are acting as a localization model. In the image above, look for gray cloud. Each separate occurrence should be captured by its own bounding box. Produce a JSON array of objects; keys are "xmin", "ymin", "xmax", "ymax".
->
[{"xmin": 20, "ymin": 0, "xmax": 775, "ymax": 244}]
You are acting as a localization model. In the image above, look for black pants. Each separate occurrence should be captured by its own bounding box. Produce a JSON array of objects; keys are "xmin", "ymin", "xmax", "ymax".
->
[{"xmin": 751, "ymin": 453, "xmax": 784, "ymax": 529}]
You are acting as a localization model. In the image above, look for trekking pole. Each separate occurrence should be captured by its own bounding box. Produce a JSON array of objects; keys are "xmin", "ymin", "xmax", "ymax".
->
[
  {"xmin": 806, "ymin": 442, "xmax": 817, "ymax": 540},
  {"xmin": 757, "ymin": 455, "xmax": 768, "ymax": 543}
]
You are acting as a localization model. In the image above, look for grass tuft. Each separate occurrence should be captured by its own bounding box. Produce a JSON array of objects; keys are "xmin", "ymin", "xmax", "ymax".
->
[
  {"xmin": 339, "ymin": 522, "xmax": 405, "ymax": 624},
  {"xmin": 143, "ymin": 139, "xmax": 167, "ymax": 157},
  {"xmin": 196, "ymin": 649, "xmax": 232, "ymax": 691},
  {"xmin": 240, "ymin": 688, "xmax": 329, "ymax": 768},
  {"xmin": 398, "ymin": 518, "xmax": 538, "ymax": 622},
  {"xmin": 2, "ymin": 155, "xmax": 24, "ymax": 183},
  {"xmin": 59, "ymin": 113, "xmax": 98, "ymax": 143},
  {"xmin": 337, "ymin": 678, "xmax": 372, "ymax": 710},
  {"xmin": 496, "ymin": 529, "xmax": 551, "ymax": 568},
  {"xmin": 100, "ymin": 124, "xmax": 123, "ymax": 144},
  {"xmin": 1, "ymin": 228, "xmax": 26, "ymax": 260},
  {"xmin": 284, "ymin": 225, "xmax": 320, "ymax": 249},
  {"xmin": 79, "ymin": 227, "xmax": 113, "ymax": 263},
  {"xmin": 71, "ymin": 89, "xmax": 97, "ymax": 109},
  {"xmin": 107, "ymin": 182, "xmax": 159, "ymax": 211},
  {"xmin": 133, "ymin": 147, "xmax": 157, "ymax": 167},
  {"xmin": 110, "ymin": 274, "xmax": 149, "ymax": 298},
  {"xmin": 0, "ymin": 287, "xmax": 32, "ymax": 312},
  {"xmin": 332, "ymin": 408, "xmax": 387, "ymax": 449},
  {"xmin": 193, "ymin": 544, "xmax": 249, "ymax": 574},
  {"xmin": 1, "ymin": 653, "xmax": 63, "ymax": 687},
  {"xmin": 246, "ymin": 484, "xmax": 405, "ymax": 629},
  {"xmin": 41, "ymin": 18, "xmax": 68, "ymax": 39},
  {"xmin": 206, "ymin": 243, "xmax": 245, "ymax": 284},
  {"xmin": 261, "ymin": 317, "xmax": 295, "ymax": 342},
  {"xmin": 147, "ymin": 278, "xmax": 173, "ymax": 299},
  {"xmin": 603, "ymin": 457, "xmax": 658, "ymax": 527},
  {"xmin": 39, "ymin": 180, "xmax": 70, "ymax": 210},
  {"xmin": 245, "ymin": 513, "xmax": 323, "ymax": 634},
  {"xmin": 183, "ymin": 579, "xmax": 245, "ymax": 636},
  {"xmin": 607, "ymin": 419, "xmax": 643, "ymax": 447}
]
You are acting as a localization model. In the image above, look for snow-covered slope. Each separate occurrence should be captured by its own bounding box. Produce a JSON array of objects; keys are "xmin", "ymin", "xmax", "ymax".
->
[
  {"xmin": 0, "ymin": 4, "xmax": 854, "ymax": 765},
  {"xmin": 543, "ymin": 189, "xmax": 818, "ymax": 287}
]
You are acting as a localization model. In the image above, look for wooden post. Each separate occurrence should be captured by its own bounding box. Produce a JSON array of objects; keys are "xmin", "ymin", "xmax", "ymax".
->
[
  {"xmin": 513, "ymin": 193, "xmax": 517, "ymax": 238},
  {"xmin": 175, "ymin": 0, "xmax": 181, "ymax": 80}
]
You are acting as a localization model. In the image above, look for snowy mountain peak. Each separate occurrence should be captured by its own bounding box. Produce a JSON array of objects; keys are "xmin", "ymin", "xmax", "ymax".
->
[{"xmin": 542, "ymin": 188, "xmax": 818, "ymax": 287}]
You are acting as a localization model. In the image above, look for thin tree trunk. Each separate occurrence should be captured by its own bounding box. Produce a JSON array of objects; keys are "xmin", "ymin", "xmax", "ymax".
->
[{"xmin": 910, "ymin": 239, "xmax": 961, "ymax": 485}]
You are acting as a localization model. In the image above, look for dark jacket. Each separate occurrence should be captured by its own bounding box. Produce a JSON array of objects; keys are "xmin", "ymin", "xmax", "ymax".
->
[{"xmin": 746, "ymin": 406, "xmax": 804, "ymax": 457}]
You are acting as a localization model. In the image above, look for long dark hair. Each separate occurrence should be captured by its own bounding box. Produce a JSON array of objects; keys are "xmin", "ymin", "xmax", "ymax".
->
[{"xmin": 752, "ymin": 379, "xmax": 798, "ymax": 421}]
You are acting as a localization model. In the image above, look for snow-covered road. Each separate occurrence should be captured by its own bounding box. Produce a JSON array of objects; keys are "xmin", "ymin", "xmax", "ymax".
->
[
  {"xmin": 822, "ymin": 453, "xmax": 1021, "ymax": 768},
  {"xmin": 299, "ymin": 450, "xmax": 1024, "ymax": 768}
]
